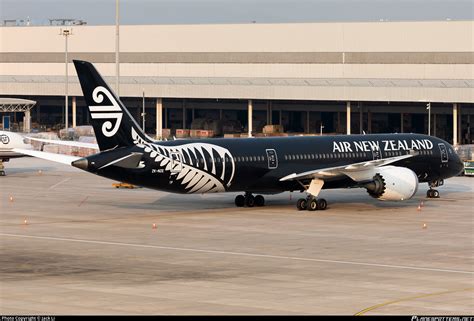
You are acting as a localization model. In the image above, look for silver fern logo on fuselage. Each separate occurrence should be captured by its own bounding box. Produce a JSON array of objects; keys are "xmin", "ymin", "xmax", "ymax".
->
[
  {"xmin": 132, "ymin": 128, "xmax": 235, "ymax": 193},
  {"xmin": 89, "ymin": 86, "xmax": 123, "ymax": 137}
]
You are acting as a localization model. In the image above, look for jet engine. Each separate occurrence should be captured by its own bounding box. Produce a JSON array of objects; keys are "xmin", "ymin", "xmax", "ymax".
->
[{"xmin": 364, "ymin": 166, "xmax": 419, "ymax": 201}]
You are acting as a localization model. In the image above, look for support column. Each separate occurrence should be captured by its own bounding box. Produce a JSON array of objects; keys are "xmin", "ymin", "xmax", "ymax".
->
[
  {"xmin": 279, "ymin": 110, "xmax": 282, "ymax": 126},
  {"xmin": 337, "ymin": 112, "xmax": 341, "ymax": 133},
  {"xmin": 458, "ymin": 104, "xmax": 462, "ymax": 144},
  {"xmin": 182, "ymin": 100, "xmax": 186, "ymax": 129},
  {"xmin": 453, "ymin": 103, "xmax": 458, "ymax": 146},
  {"xmin": 248, "ymin": 99, "xmax": 253, "ymax": 137},
  {"xmin": 266, "ymin": 101, "xmax": 270, "ymax": 125},
  {"xmin": 400, "ymin": 113, "xmax": 404, "ymax": 133},
  {"xmin": 156, "ymin": 98, "xmax": 162, "ymax": 139},
  {"xmin": 24, "ymin": 110, "xmax": 31, "ymax": 133},
  {"xmin": 346, "ymin": 101, "xmax": 351, "ymax": 135},
  {"xmin": 368, "ymin": 111, "xmax": 372, "ymax": 133},
  {"xmin": 433, "ymin": 113, "xmax": 437, "ymax": 137},
  {"xmin": 164, "ymin": 108, "xmax": 168, "ymax": 129},
  {"xmin": 219, "ymin": 109, "xmax": 223, "ymax": 121},
  {"xmin": 468, "ymin": 114, "xmax": 471, "ymax": 144},
  {"xmin": 306, "ymin": 110, "xmax": 310, "ymax": 134},
  {"xmin": 72, "ymin": 96, "xmax": 77, "ymax": 128},
  {"xmin": 269, "ymin": 101, "xmax": 273, "ymax": 125}
]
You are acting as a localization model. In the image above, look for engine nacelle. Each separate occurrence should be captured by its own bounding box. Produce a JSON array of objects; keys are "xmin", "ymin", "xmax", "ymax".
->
[{"xmin": 365, "ymin": 166, "xmax": 419, "ymax": 201}]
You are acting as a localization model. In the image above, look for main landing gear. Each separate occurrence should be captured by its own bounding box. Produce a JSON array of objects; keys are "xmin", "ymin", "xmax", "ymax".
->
[
  {"xmin": 295, "ymin": 178, "xmax": 328, "ymax": 211},
  {"xmin": 296, "ymin": 195, "xmax": 328, "ymax": 211},
  {"xmin": 0, "ymin": 160, "xmax": 5, "ymax": 176},
  {"xmin": 235, "ymin": 192, "xmax": 265, "ymax": 207},
  {"xmin": 426, "ymin": 179, "xmax": 443, "ymax": 199}
]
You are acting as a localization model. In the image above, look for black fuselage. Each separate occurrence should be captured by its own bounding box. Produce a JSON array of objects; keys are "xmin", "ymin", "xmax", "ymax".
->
[{"xmin": 82, "ymin": 133, "xmax": 463, "ymax": 195}]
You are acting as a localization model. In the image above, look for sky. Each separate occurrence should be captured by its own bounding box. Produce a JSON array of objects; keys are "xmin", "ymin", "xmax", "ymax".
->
[{"xmin": 0, "ymin": 0, "xmax": 472, "ymax": 26}]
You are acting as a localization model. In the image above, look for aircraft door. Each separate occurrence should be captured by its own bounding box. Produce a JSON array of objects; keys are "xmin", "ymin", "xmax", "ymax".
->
[
  {"xmin": 266, "ymin": 149, "xmax": 278, "ymax": 169},
  {"xmin": 371, "ymin": 145, "xmax": 382, "ymax": 160},
  {"xmin": 170, "ymin": 151, "xmax": 183, "ymax": 174},
  {"xmin": 438, "ymin": 143, "xmax": 449, "ymax": 163}
]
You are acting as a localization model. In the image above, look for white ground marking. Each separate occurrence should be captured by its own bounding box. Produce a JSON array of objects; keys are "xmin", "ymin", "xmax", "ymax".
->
[
  {"xmin": 48, "ymin": 178, "xmax": 71, "ymax": 190},
  {"xmin": 1, "ymin": 233, "xmax": 473, "ymax": 275}
]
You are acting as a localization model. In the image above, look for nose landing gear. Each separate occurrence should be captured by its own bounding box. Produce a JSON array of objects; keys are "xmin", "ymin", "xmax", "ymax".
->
[
  {"xmin": 427, "ymin": 189, "xmax": 440, "ymax": 198},
  {"xmin": 426, "ymin": 179, "xmax": 443, "ymax": 198}
]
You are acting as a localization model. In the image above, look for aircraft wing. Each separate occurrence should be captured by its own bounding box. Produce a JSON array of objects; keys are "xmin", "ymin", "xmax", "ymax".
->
[
  {"xmin": 12, "ymin": 148, "xmax": 81, "ymax": 166},
  {"xmin": 27, "ymin": 137, "xmax": 99, "ymax": 149},
  {"xmin": 280, "ymin": 154, "xmax": 415, "ymax": 182}
]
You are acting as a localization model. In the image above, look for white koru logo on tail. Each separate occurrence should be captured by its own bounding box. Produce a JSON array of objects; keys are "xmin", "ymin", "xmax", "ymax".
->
[{"xmin": 89, "ymin": 86, "xmax": 123, "ymax": 137}]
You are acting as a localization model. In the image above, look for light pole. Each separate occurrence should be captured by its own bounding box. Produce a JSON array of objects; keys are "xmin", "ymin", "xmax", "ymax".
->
[
  {"xmin": 427, "ymin": 102, "xmax": 431, "ymax": 136},
  {"xmin": 60, "ymin": 28, "xmax": 72, "ymax": 130},
  {"xmin": 142, "ymin": 89, "xmax": 146, "ymax": 131},
  {"xmin": 115, "ymin": 0, "xmax": 120, "ymax": 96}
]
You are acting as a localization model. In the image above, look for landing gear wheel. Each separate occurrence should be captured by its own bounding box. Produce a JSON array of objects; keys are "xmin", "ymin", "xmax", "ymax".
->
[
  {"xmin": 296, "ymin": 198, "xmax": 307, "ymax": 211},
  {"xmin": 317, "ymin": 198, "xmax": 327, "ymax": 210},
  {"xmin": 255, "ymin": 195, "xmax": 265, "ymax": 207},
  {"xmin": 235, "ymin": 195, "xmax": 245, "ymax": 207},
  {"xmin": 0, "ymin": 171, "xmax": 5, "ymax": 176},
  {"xmin": 427, "ymin": 189, "xmax": 440, "ymax": 198},
  {"xmin": 307, "ymin": 198, "xmax": 318, "ymax": 211},
  {"xmin": 245, "ymin": 194, "xmax": 255, "ymax": 207}
]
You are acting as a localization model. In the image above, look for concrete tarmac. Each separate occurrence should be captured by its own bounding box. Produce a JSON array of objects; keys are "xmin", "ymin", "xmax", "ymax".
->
[{"xmin": 1, "ymin": 158, "xmax": 473, "ymax": 315}]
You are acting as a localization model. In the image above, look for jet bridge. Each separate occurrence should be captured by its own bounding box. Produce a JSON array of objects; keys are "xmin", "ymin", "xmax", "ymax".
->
[{"xmin": 0, "ymin": 98, "xmax": 36, "ymax": 132}]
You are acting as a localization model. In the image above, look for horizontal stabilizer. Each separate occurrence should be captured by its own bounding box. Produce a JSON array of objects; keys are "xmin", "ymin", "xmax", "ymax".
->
[
  {"xmin": 98, "ymin": 152, "xmax": 144, "ymax": 170},
  {"xmin": 12, "ymin": 148, "xmax": 81, "ymax": 166}
]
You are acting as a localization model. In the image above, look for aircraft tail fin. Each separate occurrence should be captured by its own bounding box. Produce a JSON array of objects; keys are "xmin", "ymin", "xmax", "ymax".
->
[{"xmin": 73, "ymin": 60, "xmax": 151, "ymax": 151}]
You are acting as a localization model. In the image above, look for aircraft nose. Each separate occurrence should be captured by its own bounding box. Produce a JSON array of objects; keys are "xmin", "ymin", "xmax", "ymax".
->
[{"xmin": 451, "ymin": 151, "xmax": 464, "ymax": 176}]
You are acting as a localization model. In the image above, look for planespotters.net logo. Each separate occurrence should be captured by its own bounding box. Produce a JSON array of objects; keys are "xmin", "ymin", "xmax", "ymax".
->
[{"xmin": 412, "ymin": 317, "xmax": 474, "ymax": 321}]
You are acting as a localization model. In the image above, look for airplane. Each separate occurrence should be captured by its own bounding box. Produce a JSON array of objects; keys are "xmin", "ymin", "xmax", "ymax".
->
[
  {"xmin": 14, "ymin": 60, "xmax": 464, "ymax": 210},
  {"xmin": 0, "ymin": 130, "xmax": 33, "ymax": 176},
  {"xmin": 0, "ymin": 129, "xmax": 99, "ymax": 176}
]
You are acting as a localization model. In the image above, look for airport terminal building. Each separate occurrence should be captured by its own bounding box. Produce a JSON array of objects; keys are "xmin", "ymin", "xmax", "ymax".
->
[{"xmin": 0, "ymin": 20, "xmax": 472, "ymax": 144}]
